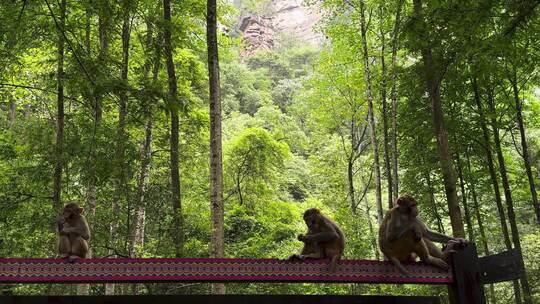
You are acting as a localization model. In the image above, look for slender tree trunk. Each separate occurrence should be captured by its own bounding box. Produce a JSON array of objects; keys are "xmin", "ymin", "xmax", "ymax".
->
[
  {"xmin": 207, "ymin": 0, "xmax": 225, "ymax": 294},
  {"xmin": 130, "ymin": 21, "xmax": 160, "ymax": 295},
  {"xmin": 85, "ymin": 7, "xmax": 91, "ymax": 54},
  {"xmin": 510, "ymin": 73, "xmax": 540, "ymax": 225},
  {"xmin": 348, "ymin": 154, "xmax": 356, "ymax": 211},
  {"xmin": 362, "ymin": 197, "xmax": 380, "ymax": 260},
  {"xmin": 359, "ymin": 0, "xmax": 383, "ymax": 224},
  {"xmin": 390, "ymin": 0, "xmax": 404, "ymax": 201},
  {"xmin": 425, "ymin": 169, "xmax": 445, "ymax": 234},
  {"xmin": 53, "ymin": 0, "xmax": 67, "ymax": 217},
  {"xmin": 465, "ymin": 150, "xmax": 497, "ymax": 304},
  {"xmin": 87, "ymin": 1, "xmax": 109, "ymax": 219},
  {"xmin": 105, "ymin": 5, "xmax": 131, "ymax": 296},
  {"xmin": 379, "ymin": 4, "xmax": 394, "ymax": 209},
  {"xmin": 486, "ymin": 87, "xmax": 532, "ymax": 304},
  {"xmin": 131, "ymin": 20, "xmax": 159, "ymax": 258},
  {"xmin": 163, "ymin": 0, "xmax": 183, "ymax": 258},
  {"xmin": 473, "ymin": 72, "xmax": 523, "ymax": 303},
  {"xmin": 379, "ymin": 5, "xmax": 393, "ymax": 209},
  {"xmin": 412, "ymin": 0, "xmax": 464, "ymax": 238},
  {"xmin": 472, "ymin": 76, "xmax": 512, "ymax": 248},
  {"xmin": 455, "ymin": 148, "xmax": 474, "ymax": 241}
]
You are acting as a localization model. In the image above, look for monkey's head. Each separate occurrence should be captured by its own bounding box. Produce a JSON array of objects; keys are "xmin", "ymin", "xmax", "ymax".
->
[
  {"xmin": 303, "ymin": 208, "xmax": 323, "ymax": 230},
  {"xmin": 396, "ymin": 195, "xmax": 419, "ymax": 219},
  {"xmin": 63, "ymin": 202, "xmax": 84, "ymax": 221}
]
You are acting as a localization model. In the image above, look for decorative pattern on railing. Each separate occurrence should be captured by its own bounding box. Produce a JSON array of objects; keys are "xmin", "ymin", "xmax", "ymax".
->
[{"xmin": 0, "ymin": 258, "xmax": 453, "ymax": 284}]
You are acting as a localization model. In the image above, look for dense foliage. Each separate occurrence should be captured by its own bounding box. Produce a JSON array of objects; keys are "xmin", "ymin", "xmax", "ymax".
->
[{"xmin": 0, "ymin": 0, "xmax": 539, "ymax": 302}]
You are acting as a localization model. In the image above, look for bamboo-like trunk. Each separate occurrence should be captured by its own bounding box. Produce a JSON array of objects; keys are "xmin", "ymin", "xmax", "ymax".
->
[
  {"xmin": 163, "ymin": 0, "xmax": 184, "ymax": 258},
  {"xmin": 390, "ymin": 0, "xmax": 404, "ymax": 201},
  {"xmin": 465, "ymin": 150, "xmax": 497, "ymax": 304},
  {"xmin": 425, "ymin": 169, "xmax": 445, "ymax": 234},
  {"xmin": 378, "ymin": 4, "xmax": 393, "ymax": 209},
  {"xmin": 412, "ymin": 0, "xmax": 464, "ymax": 238},
  {"xmin": 207, "ymin": 0, "xmax": 225, "ymax": 294},
  {"xmin": 359, "ymin": 0, "xmax": 383, "ymax": 224},
  {"xmin": 487, "ymin": 87, "xmax": 531, "ymax": 304},
  {"xmin": 455, "ymin": 148, "xmax": 474, "ymax": 241},
  {"xmin": 510, "ymin": 73, "xmax": 540, "ymax": 225},
  {"xmin": 52, "ymin": 0, "xmax": 67, "ymax": 219}
]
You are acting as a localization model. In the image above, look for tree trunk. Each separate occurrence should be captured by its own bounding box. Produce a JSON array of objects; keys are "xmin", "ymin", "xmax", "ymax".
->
[
  {"xmin": 359, "ymin": 0, "xmax": 383, "ymax": 224},
  {"xmin": 465, "ymin": 150, "xmax": 497, "ymax": 304},
  {"xmin": 163, "ymin": 0, "xmax": 184, "ymax": 258},
  {"xmin": 412, "ymin": 0, "xmax": 464, "ymax": 238},
  {"xmin": 510, "ymin": 72, "xmax": 540, "ymax": 225},
  {"xmin": 106, "ymin": 5, "xmax": 131, "ymax": 295},
  {"xmin": 472, "ymin": 74, "xmax": 521, "ymax": 304},
  {"xmin": 390, "ymin": 0, "xmax": 404, "ymax": 202},
  {"xmin": 455, "ymin": 148, "xmax": 474, "ymax": 241},
  {"xmin": 362, "ymin": 197, "xmax": 380, "ymax": 260},
  {"xmin": 207, "ymin": 0, "xmax": 225, "ymax": 294},
  {"xmin": 425, "ymin": 169, "xmax": 445, "ymax": 234},
  {"xmin": 486, "ymin": 87, "xmax": 532, "ymax": 304},
  {"xmin": 53, "ymin": 0, "xmax": 67, "ymax": 218},
  {"xmin": 348, "ymin": 154, "xmax": 356, "ymax": 212},
  {"xmin": 85, "ymin": 7, "xmax": 91, "ymax": 54},
  {"xmin": 87, "ymin": 1, "xmax": 109, "ymax": 219},
  {"xmin": 379, "ymin": 5, "xmax": 393, "ymax": 209},
  {"xmin": 472, "ymin": 76, "xmax": 512, "ymax": 248}
]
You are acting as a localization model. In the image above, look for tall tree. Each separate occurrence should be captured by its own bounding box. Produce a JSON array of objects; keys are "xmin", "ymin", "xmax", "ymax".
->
[
  {"xmin": 378, "ymin": 4, "xmax": 393, "ymax": 208},
  {"xmin": 106, "ymin": 0, "xmax": 132, "ymax": 295},
  {"xmin": 163, "ymin": 0, "xmax": 184, "ymax": 258},
  {"xmin": 52, "ymin": 0, "xmax": 67, "ymax": 217},
  {"xmin": 509, "ymin": 68, "xmax": 540, "ymax": 225},
  {"xmin": 472, "ymin": 74, "xmax": 520, "ymax": 304},
  {"xmin": 207, "ymin": 0, "xmax": 225, "ymax": 294},
  {"xmin": 411, "ymin": 0, "xmax": 465, "ymax": 237},
  {"xmin": 390, "ymin": 0, "xmax": 404, "ymax": 201},
  {"xmin": 486, "ymin": 86, "xmax": 532, "ymax": 304},
  {"xmin": 359, "ymin": 0, "xmax": 383, "ymax": 223}
]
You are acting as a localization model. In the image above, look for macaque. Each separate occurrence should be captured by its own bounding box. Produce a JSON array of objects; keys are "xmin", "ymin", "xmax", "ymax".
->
[
  {"xmin": 379, "ymin": 195, "xmax": 466, "ymax": 275},
  {"xmin": 58, "ymin": 202, "xmax": 90, "ymax": 262},
  {"xmin": 289, "ymin": 208, "xmax": 345, "ymax": 272}
]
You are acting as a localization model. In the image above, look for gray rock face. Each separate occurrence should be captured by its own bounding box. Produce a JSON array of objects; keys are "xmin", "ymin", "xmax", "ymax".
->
[{"xmin": 239, "ymin": 0, "xmax": 323, "ymax": 57}]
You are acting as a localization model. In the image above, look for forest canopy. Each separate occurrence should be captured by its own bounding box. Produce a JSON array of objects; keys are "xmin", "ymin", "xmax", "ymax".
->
[{"xmin": 0, "ymin": 0, "xmax": 539, "ymax": 302}]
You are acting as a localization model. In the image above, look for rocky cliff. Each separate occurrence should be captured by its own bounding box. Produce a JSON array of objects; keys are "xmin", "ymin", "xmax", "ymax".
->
[{"xmin": 238, "ymin": 0, "xmax": 323, "ymax": 57}]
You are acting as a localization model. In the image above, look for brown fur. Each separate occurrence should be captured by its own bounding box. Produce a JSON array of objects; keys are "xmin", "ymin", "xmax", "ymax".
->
[
  {"xmin": 289, "ymin": 208, "xmax": 345, "ymax": 272},
  {"xmin": 58, "ymin": 202, "xmax": 90, "ymax": 262},
  {"xmin": 379, "ymin": 195, "xmax": 466, "ymax": 274}
]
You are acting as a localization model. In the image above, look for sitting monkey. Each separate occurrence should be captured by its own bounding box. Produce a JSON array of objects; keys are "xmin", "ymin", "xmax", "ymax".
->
[
  {"xmin": 289, "ymin": 208, "xmax": 345, "ymax": 272},
  {"xmin": 379, "ymin": 195, "xmax": 466, "ymax": 274},
  {"xmin": 58, "ymin": 202, "xmax": 90, "ymax": 262}
]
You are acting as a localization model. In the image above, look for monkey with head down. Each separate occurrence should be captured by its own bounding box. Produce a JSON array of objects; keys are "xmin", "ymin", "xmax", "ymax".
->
[
  {"xmin": 379, "ymin": 195, "xmax": 466, "ymax": 274},
  {"xmin": 58, "ymin": 202, "xmax": 90, "ymax": 262},
  {"xmin": 289, "ymin": 208, "xmax": 345, "ymax": 272}
]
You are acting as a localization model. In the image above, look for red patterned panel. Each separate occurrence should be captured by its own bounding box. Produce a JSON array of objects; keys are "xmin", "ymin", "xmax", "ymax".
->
[{"xmin": 0, "ymin": 258, "xmax": 453, "ymax": 284}]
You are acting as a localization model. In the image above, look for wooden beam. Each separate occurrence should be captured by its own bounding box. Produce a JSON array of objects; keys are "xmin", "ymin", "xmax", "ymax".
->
[
  {"xmin": 448, "ymin": 243, "xmax": 486, "ymax": 304},
  {"xmin": 479, "ymin": 249, "xmax": 524, "ymax": 284},
  {"xmin": 0, "ymin": 258, "xmax": 452, "ymax": 284},
  {"xmin": 0, "ymin": 295, "xmax": 441, "ymax": 304}
]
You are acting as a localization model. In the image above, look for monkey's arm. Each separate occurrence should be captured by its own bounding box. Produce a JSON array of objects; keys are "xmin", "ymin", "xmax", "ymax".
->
[
  {"xmin": 63, "ymin": 219, "xmax": 90, "ymax": 240},
  {"xmin": 77, "ymin": 218, "xmax": 90, "ymax": 240},
  {"xmin": 301, "ymin": 230, "xmax": 338, "ymax": 243}
]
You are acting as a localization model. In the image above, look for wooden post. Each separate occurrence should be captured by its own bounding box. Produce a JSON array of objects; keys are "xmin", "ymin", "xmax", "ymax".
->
[{"xmin": 448, "ymin": 243, "xmax": 486, "ymax": 304}]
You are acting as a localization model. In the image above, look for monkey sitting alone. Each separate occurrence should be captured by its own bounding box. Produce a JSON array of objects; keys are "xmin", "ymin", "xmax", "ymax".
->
[
  {"xmin": 58, "ymin": 202, "xmax": 90, "ymax": 262},
  {"xmin": 379, "ymin": 195, "xmax": 466, "ymax": 275},
  {"xmin": 289, "ymin": 208, "xmax": 345, "ymax": 272}
]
